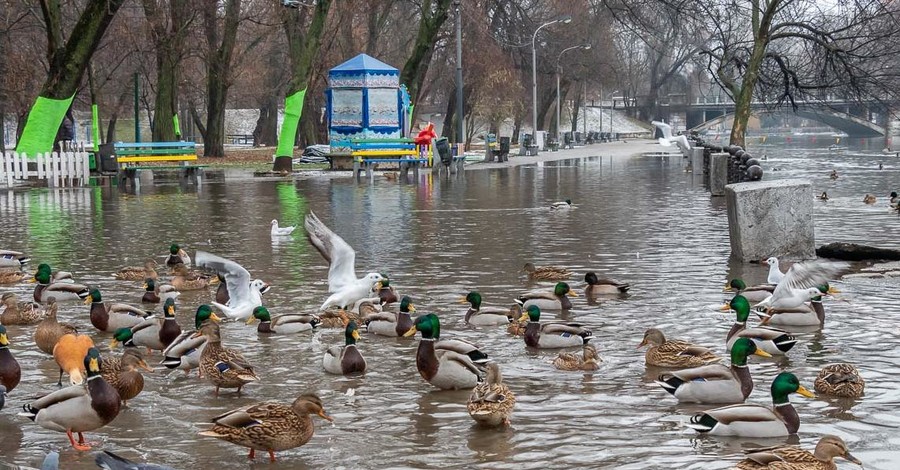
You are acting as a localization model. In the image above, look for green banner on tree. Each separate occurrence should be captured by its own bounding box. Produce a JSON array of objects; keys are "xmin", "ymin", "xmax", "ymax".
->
[
  {"xmin": 91, "ymin": 104, "xmax": 101, "ymax": 152},
  {"xmin": 275, "ymin": 88, "xmax": 307, "ymax": 158},
  {"xmin": 16, "ymin": 94, "xmax": 76, "ymax": 158},
  {"xmin": 173, "ymin": 114, "xmax": 181, "ymax": 138}
]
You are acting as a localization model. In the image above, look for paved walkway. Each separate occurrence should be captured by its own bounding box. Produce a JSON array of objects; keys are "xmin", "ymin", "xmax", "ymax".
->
[{"xmin": 464, "ymin": 139, "xmax": 670, "ymax": 171}]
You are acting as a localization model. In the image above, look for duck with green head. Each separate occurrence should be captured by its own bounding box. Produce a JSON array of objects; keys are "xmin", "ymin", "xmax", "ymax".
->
[
  {"xmin": 85, "ymin": 288, "xmax": 151, "ymax": 333},
  {"xmin": 141, "ymin": 278, "xmax": 179, "ymax": 304},
  {"xmin": 403, "ymin": 313, "xmax": 488, "ymax": 390},
  {"xmin": 686, "ymin": 372, "xmax": 816, "ymax": 437},
  {"xmin": 165, "ymin": 243, "xmax": 191, "ymax": 267},
  {"xmin": 584, "ymin": 272, "xmax": 630, "ymax": 296},
  {"xmin": 246, "ymin": 306, "xmax": 320, "ymax": 334},
  {"xmin": 375, "ymin": 275, "xmax": 399, "ymax": 305},
  {"xmin": 323, "ymin": 321, "xmax": 366, "ymax": 375},
  {"xmin": 34, "ymin": 263, "xmax": 74, "ymax": 284},
  {"xmin": 110, "ymin": 298, "xmax": 181, "ymax": 353},
  {"xmin": 460, "ymin": 291, "xmax": 519, "ymax": 326},
  {"xmin": 756, "ymin": 283, "xmax": 838, "ymax": 327},
  {"xmin": 516, "ymin": 282, "xmax": 578, "ymax": 310},
  {"xmin": 725, "ymin": 278, "xmax": 774, "ymax": 304},
  {"xmin": 723, "ymin": 294, "xmax": 797, "ymax": 356},
  {"xmin": 520, "ymin": 305, "xmax": 592, "ymax": 349},
  {"xmin": 31, "ymin": 269, "xmax": 88, "ymax": 303},
  {"xmin": 160, "ymin": 304, "xmax": 220, "ymax": 375},
  {"xmin": 656, "ymin": 338, "xmax": 771, "ymax": 403},
  {"xmin": 366, "ymin": 295, "xmax": 416, "ymax": 337}
]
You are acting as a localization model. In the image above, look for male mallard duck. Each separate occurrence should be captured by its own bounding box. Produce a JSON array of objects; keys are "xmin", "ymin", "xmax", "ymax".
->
[
  {"xmin": 0, "ymin": 250, "xmax": 29, "ymax": 269},
  {"xmin": 366, "ymin": 296, "xmax": 416, "ymax": 337},
  {"xmin": 32, "ymin": 270, "xmax": 88, "ymax": 303},
  {"xmin": 1, "ymin": 292, "xmax": 46, "ymax": 325},
  {"xmin": 553, "ymin": 344, "xmax": 602, "ymax": 371},
  {"xmin": 829, "ymin": 169, "xmax": 839, "ymax": 179},
  {"xmin": 520, "ymin": 305, "xmax": 592, "ymax": 349},
  {"xmin": 247, "ymin": 306, "xmax": 320, "ymax": 334},
  {"xmin": 34, "ymin": 298, "xmax": 77, "ymax": 355},
  {"xmin": 655, "ymin": 338, "xmax": 771, "ymax": 403},
  {"xmin": 756, "ymin": 284, "xmax": 839, "ymax": 327},
  {"xmin": 583, "ymin": 272, "xmax": 630, "ymax": 295},
  {"xmin": 863, "ymin": 194, "xmax": 876, "ymax": 204},
  {"xmin": 84, "ymin": 288, "xmax": 151, "ymax": 333},
  {"xmin": 53, "ymin": 332, "xmax": 95, "ymax": 386},
  {"xmin": 160, "ymin": 305, "xmax": 220, "ymax": 375},
  {"xmin": 467, "ymin": 362, "xmax": 515, "ymax": 426},
  {"xmin": 215, "ymin": 274, "xmax": 229, "ymax": 304},
  {"xmin": 723, "ymin": 294, "xmax": 797, "ymax": 356},
  {"xmin": 195, "ymin": 321, "xmax": 259, "ymax": 396},
  {"xmin": 891, "ymin": 191, "xmax": 899, "ymax": 205},
  {"xmin": 460, "ymin": 291, "xmax": 518, "ymax": 326},
  {"xmin": 101, "ymin": 348, "xmax": 153, "ymax": 406},
  {"xmin": 110, "ymin": 298, "xmax": 182, "ymax": 353},
  {"xmin": 0, "ymin": 270, "xmax": 27, "ymax": 284},
  {"xmin": 0, "ymin": 326, "xmax": 21, "ymax": 392},
  {"xmin": 817, "ymin": 191, "xmax": 829, "ymax": 201},
  {"xmin": 516, "ymin": 282, "xmax": 578, "ymax": 310},
  {"xmin": 403, "ymin": 313, "xmax": 488, "ymax": 390},
  {"xmin": 165, "ymin": 243, "xmax": 191, "ymax": 267},
  {"xmin": 35, "ymin": 263, "xmax": 75, "ymax": 284},
  {"xmin": 638, "ymin": 328, "xmax": 720, "ymax": 368},
  {"xmin": 322, "ymin": 321, "xmax": 366, "ymax": 375},
  {"xmin": 725, "ymin": 278, "xmax": 775, "ymax": 304},
  {"xmin": 170, "ymin": 264, "xmax": 217, "ymax": 291},
  {"xmin": 140, "ymin": 278, "xmax": 179, "ymax": 304},
  {"xmin": 19, "ymin": 348, "xmax": 120, "ymax": 451},
  {"xmin": 550, "ymin": 199, "xmax": 572, "ymax": 210},
  {"xmin": 199, "ymin": 394, "xmax": 332, "ymax": 462},
  {"xmin": 522, "ymin": 263, "xmax": 572, "ymax": 281},
  {"xmin": 735, "ymin": 434, "xmax": 862, "ymax": 469},
  {"xmin": 814, "ymin": 363, "xmax": 864, "ymax": 398},
  {"xmin": 686, "ymin": 372, "xmax": 815, "ymax": 437},
  {"xmin": 375, "ymin": 276, "xmax": 399, "ymax": 305},
  {"xmin": 114, "ymin": 259, "xmax": 158, "ymax": 281}
]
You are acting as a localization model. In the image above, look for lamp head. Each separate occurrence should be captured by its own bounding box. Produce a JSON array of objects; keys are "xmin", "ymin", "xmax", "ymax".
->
[{"xmin": 560, "ymin": 16, "xmax": 572, "ymax": 24}]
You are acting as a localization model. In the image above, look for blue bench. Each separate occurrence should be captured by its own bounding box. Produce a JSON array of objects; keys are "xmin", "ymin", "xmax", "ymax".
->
[{"xmin": 114, "ymin": 141, "xmax": 203, "ymax": 188}]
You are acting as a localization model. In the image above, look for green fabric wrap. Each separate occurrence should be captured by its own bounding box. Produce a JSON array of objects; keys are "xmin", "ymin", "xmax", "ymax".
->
[
  {"xmin": 275, "ymin": 89, "xmax": 307, "ymax": 158},
  {"xmin": 16, "ymin": 94, "xmax": 76, "ymax": 157},
  {"xmin": 91, "ymin": 104, "xmax": 101, "ymax": 151},
  {"xmin": 173, "ymin": 114, "xmax": 181, "ymax": 137}
]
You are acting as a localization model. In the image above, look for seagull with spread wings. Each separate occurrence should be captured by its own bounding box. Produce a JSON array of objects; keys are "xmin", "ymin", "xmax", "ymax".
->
[
  {"xmin": 755, "ymin": 260, "xmax": 847, "ymax": 321},
  {"xmin": 304, "ymin": 211, "xmax": 386, "ymax": 311},
  {"xmin": 652, "ymin": 120, "xmax": 692, "ymax": 154},
  {"xmin": 195, "ymin": 251, "xmax": 270, "ymax": 320}
]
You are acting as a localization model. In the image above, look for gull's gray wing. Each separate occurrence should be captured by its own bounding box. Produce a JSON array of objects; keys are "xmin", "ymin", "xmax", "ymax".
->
[
  {"xmin": 770, "ymin": 260, "xmax": 847, "ymax": 303},
  {"xmin": 304, "ymin": 210, "xmax": 358, "ymax": 293},
  {"xmin": 195, "ymin": 251, "xmax": 251, "ymax": 305}
]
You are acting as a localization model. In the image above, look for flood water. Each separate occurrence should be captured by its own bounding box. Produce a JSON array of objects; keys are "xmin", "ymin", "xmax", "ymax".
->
[{"xmin": 1, "ymin": 137, "xmax": 899, "ymax": 469}]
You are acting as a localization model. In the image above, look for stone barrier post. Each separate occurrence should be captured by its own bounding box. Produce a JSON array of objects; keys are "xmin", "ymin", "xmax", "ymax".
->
[
  {"xmin": 725, "ymin": 179, "xmax": 815, "ymax": 261},
  {"xmin": 710, "ymin": 153, "xmax": 728, "ymax": 196}
]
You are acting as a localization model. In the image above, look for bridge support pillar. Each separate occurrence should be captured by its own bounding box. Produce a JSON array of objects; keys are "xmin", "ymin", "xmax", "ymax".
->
[
  {"xmin": 725, "ymin": 178, "xmax": 815, "ymax": 262},
  {"xmin": 885, "ymin": 110, "xmax": 895, "ymax": 151}
]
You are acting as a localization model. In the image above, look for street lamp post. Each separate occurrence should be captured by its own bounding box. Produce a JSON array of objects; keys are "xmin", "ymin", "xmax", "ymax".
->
[
  {"xmin": 454, "ymin": 1, "xmax": 463, "ymax": 148},
  {"xmin": 532, "ymin": 15, "xmax": 571, "ymax": 152},
  {"xmin": 556, "ymin": 43, "xmax": 591, "ymax": 144},
  {"xmin": 601, "ymin": 89, "xmax": 619, "ymax": 141}
]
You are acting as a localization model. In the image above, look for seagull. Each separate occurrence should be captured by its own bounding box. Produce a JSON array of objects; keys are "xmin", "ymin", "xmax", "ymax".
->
[
  {"xmin": 304, "ymin": 211, "xmax": 386, "ymax": 311},
  {"xmin": 651, "ymin": 120, "xmax": 692, "ymax": 154},
  {"xmin": 271, "ymin": 219, "xmax": 296, "ymax": 237},
  {"xmin": 755, "ymin": 260, "xmax": 848, "ymax": 317},
  {"xmin": 762, "ymin": 257, "xmax": 786, "ymax": 284},
  {"xmin": 194, "ymin": 251, "xmax": 270, "ymax": 320}
]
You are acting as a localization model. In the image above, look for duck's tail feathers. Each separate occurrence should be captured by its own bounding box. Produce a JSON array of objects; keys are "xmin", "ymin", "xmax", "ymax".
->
[
  {"xmin": 775, "ymin": 334, "xmax": 797, "ymax": 352},
  {"xmin": 514, "ymin": 297, "xmax": 525, "ymax": 306},
  {"xmin": 18, "ymin": 257, "xmax": 30, "ymax": 267},
  {"xmin": 467, "ymin": 350, "xmax": 490, "ymax": 364},
  {"xmin": 656, "ymin": 374, "xmax": 682, "ymax": 395},
  {"xmin": 19, "ymin": 404, "xmax": 38, "ymax": 421},
  {"xmin": 160, "ymin": 356, "xmax": 182, "ymax": 369},
  {"xmin": 685, "ymin": 413, "xmax": 717, "ymax": 433}
]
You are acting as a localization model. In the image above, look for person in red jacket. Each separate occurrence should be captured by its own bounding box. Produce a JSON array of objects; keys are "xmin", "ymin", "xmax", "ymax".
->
[{"xmin": 414, "ymin": 122, "xmax": 436, "ymax": 146}]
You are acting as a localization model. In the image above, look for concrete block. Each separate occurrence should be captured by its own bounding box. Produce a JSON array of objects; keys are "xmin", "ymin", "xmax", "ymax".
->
[
  {"xmin": 710, "ymin": 153, "xmax": 728, "ymax": 196},
  {"xmin": 725, "ymin": 178, "xmax": 815, "ymax": 261}
]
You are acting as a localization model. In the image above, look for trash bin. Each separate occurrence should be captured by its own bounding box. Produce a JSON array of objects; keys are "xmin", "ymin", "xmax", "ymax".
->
[
  {"xmin": 434, "ymin": 137, "xmax": 452, "ymax": 166},
  {"xmin": 498, "ymin": 137, "xmax": 510, "ymax": 162},
  {"xmin": 99, "ymin": 142, "xmax": 117, "ymax": 172}
]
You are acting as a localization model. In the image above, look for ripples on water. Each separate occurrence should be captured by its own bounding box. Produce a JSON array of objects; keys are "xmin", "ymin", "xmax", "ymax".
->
[{"xmin": 0, "ymin": 139, "xmax": 898, "ymax": 469}]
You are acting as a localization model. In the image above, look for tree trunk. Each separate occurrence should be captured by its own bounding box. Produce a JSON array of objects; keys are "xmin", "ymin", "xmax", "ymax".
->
[
  {"xmin": 571, "ymin": 84, "xmax": 582, "ymax": 135},
  {"xmin": 201, "ymin": 0, "xmax": 241, "ymax": 158},
  {"xmin": 143, "ymin": 0, "xmax": 189, "ymax": 142},
  {"xmin": 728, "ymin": 3, "xmax": 776, "ymax": 149},
  {"xmin": 17, "ymin": 0, "xmax": 127, "ymax": 156},
  {"xmin": 252, "ymin": 98, "xmax": 278, "ymax": 147},
  {"xmin": 442, "ymin": 86, "xmax": 457, "ymax": 141},
  {"xmin": 512, "ymin": 117, "xmax": 521, "ymax": 145},
  {"xmin": 399, "ymin": 0, "xmax": 453, "ymax": 105}
]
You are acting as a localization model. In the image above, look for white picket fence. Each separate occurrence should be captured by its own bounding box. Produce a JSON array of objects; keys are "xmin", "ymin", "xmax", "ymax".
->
[{"xmin": 1, "ymin": 146, "xmax": 91, "ymax": 187}]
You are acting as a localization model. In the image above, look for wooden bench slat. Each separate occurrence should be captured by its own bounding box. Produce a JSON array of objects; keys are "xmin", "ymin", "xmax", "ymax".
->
[
  {"xmin": 352, "ymin": 150, "xmax": 419, "ymax": 157},
  {"xmin": 116, "ymin": 149, "xmax": 197, "ymax": 156},
  {"xmin": 117, "ymin": 155, "xmax": 198, "ymax": 163},
  {"xmin": 126, "ymin": 165, "xmax": 208, "ymax": 170},
  {"xmin": 114, "ymin": 142, "xmax": 197, "ymax": 148}
]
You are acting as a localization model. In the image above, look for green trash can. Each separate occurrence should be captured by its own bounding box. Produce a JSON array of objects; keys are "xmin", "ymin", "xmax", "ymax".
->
[{"xmin": 88, "ymin": 153, "xmax": 97, "ymax": 171}]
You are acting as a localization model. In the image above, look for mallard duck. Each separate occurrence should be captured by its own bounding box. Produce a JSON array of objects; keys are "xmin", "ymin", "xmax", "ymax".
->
[
  {"xmin": 114, "ymin": 259, "xmax": 158, "ymax": 281},
  {"xmin": 34, "ymin": 297, "xmax": 77, "ymax": 355},
  {"xmin": 141, "ymin": 278, "xmax": 179, "ymax": 303},
  {"xmin": 32, "ymin": 270, "xmax": 88, "ymax": 303},
  {"xmin": 735, "ymin": 434, "xmax": 862, "ymax": 469},
  {"xmin": 461, "ymin": 291, "xmax": 518, "ymax": 326},
  {"xmin": 891, "ymin": 191, "xmax": 899, "ymax": 205},
  {"xmin": 35, "ymin": 263, "xmax": 75, "ymax": 284},
  {"xmin": 160, "ymin": 305, "xmax": 220, "ymax": 375},
  {"xmin": 550, "ymin": 199, "xmax": 572, "ymax": 210},
  {"xmin": 516, "ymin": 282, "xmax": 578, "ymax": 310},
  {"xmin": 375, "ymin": 276, "xmax": 399, "ymax": 305},
  {"xmin": 817, "ymin": 191, "xmax": 829, "ymax": 201},
  {"xmin": 686, "ymin": 372, "xmax": 815, "ymax": 437},
  {"xmin": 553, "ymin": 344, "xmax": 601, "ymax": 371},
  {"xmin": 0, "ymin": 326, "xmax": 21, "ymax": 392},
  {"xmin": 247, "ymin": 306, "xmax": 320, "ymax": 334},
  {"xmin": 365, "ymin": 295, "xmax": 416, "ymax": 337},
  {"xmin": 1, "ymin": 292, "xmax": 46, "ymax": 325},
  {"xmin": 403, "ymin": 313, "xmax": 488, "ymax": 390},
  {"xmin": 814, "ymin": 363, "xmax": 864, "ymax": 398},
  {"xmin": 638, "ymin": 328, "xmax": 720, "ymax": 368},
  {"xmin": 170, "ymin": 264, "xmax": 217, "ymax": 291},
  {"xmin": 318, "ymin": 309, "xmax": 354, "ymax": 329},
  {"xmin": 110, "ymin": 298, "xmax": 182, "ymax": 353},
  {"xmin": 762, "ymin": 257, "xmax": 786, "ymax": 285},
  {"xmin": 522, "ymin": 263, "xmax": 572, "ymax": 281},
  {"xmin": 195, "ymin": 321, "xmax": 259, "ymax": 396},
  {"xmin": 165, "ymin": 244, "xmax": 191, "ymax": 267},
  {"xmin": 863, "ymin": 194, "xmax": 876, "ymax": 204},
  {"xmin": 757, "ymin": 284, "xmax": 839, "ymax": 327},
  {"xmin": 583, "ymin": 272, "xmax": 630, "ymax": 295},
  {"xmin": 215, "ymin": 274, "xmax": 229, "ymax": 304},
  {"xmin": 194, "ymin": 251, "xmax": 271, "ymax": 321},
  {"xmin": 0, "ymin": 250, "xmax": 29, "ymax": 269},
  {"xmin": 322, "ymin": 321, "xmax": 366, "ymax": 375},
  {"xmin": 520, "ymin": 305, "xmax": 592, "ymax": 349},
  {"xmin": 199, "ymin": 394, "xmax": 332, "ymax": 462},
  {"xmin": 467, "ymin": 362, "xmax": 515, "ymax": 426},
  {"xmin": 829, "ymin": 169, "xmax": 839, "ymax": 180},
  {"xmin": 53, "ymin": 332, "xmax": 95, "ymax": 386},
  {"xmin": 101, "ymin": 348, "xmax": 153, "ymax": 405},
  {"xmin": 84, "ymin": 288, "xmax": 151, "ymax": 333},
  {"xmin": 656, "ymin": 338, "xmax": 771, "ymax": 403},
  {"xmin": 0, "ymin": 270, "xmax": 27, "ymax": 284},
  {"xmin": 506, "ymin": 307, "xmax": 526, "ymax": 336},
  {"xmin": 723, "ymin": 294, "xmax": 797, "ymax": 356},
  {"xmin": 19, "ymin": 348, "xmax": 120, "ymax": 451},
  {"xmin": 725, "ymin": 278, "xmax": 775, "ymax": 304}
]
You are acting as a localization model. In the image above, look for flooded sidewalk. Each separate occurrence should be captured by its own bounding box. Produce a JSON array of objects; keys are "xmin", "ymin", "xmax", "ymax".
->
[{"xmin": 464, "ymin": 139, "xmax": 667, "ymax": 171}]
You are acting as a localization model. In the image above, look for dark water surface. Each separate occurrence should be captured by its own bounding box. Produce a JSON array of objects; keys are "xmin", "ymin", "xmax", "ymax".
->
[{"xmin": 0, "ymin": 139, "xmax": 898, "ymax": 469}]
